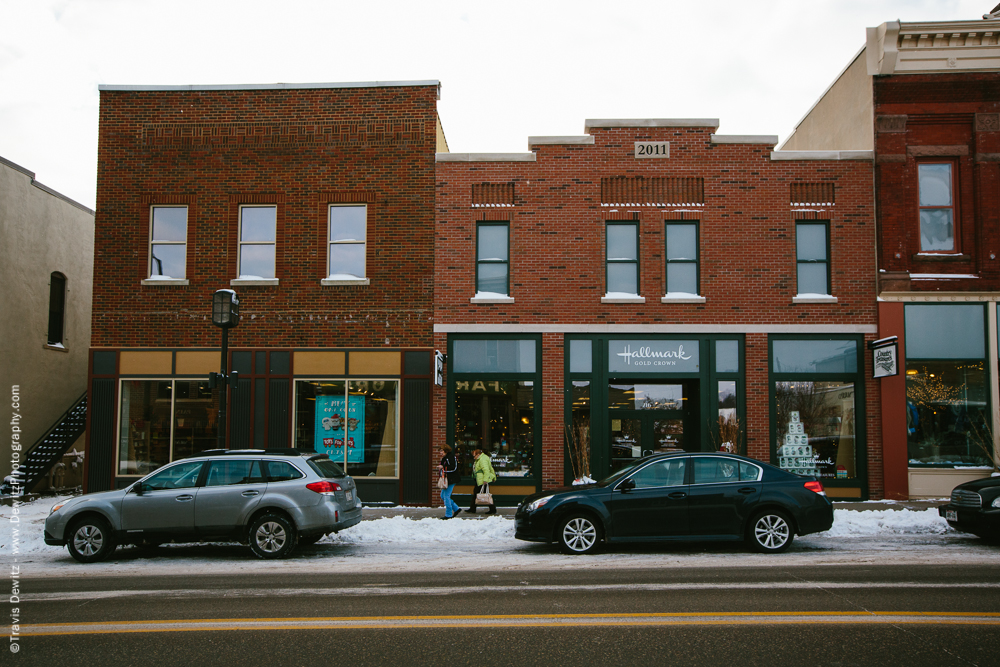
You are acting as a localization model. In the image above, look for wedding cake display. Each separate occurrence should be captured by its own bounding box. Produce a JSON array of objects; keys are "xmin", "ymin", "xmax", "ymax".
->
[{"xmin": 778, "ymin": 411, "xmax": 818, "ymax": 476}]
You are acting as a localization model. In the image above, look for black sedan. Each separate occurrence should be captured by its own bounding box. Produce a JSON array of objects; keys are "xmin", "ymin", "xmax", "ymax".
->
[
  {"xmin": 515, "ymin": 452, "xmax": 834, "ymax": 554},
  {"xmin": 938, "ymin": 476, "xmax": 1000, "ymax": 540}
]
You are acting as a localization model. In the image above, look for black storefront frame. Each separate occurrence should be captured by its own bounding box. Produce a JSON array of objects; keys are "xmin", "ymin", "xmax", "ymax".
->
[
  {"xmin": 446, "ymin": 333, "xmax": 543, "ymax": 503},
  {"xmin": 767, "ymin": 333, "xmax": 868, "ymax": 498},
  {"xmin": 564, "ymin": 333, "xmax": 745, "ymax": 484}
]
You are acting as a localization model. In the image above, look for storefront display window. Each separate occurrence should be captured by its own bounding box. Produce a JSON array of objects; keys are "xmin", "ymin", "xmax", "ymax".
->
[
  {"xmin": 905, "ymin": 302, "xmax": 990, "ymax": 468},
  {"xmin": 567, "ymin": 381, "xmax": 591, "ymax": 481},
  {"xmin": 294, "ymin": 380, "xmax": 399, "ymax": 478},
  {"xmin": 453, "ymin": 380, "xmax": 535, "ymax": 478},
  {"xmin": 117, "ymin": 379, "xmax": 218, "ymax": 476},
  {"xmin": 770, "ymin": 337, "xmax": 862, "ymax": 481},
  {"xmin": 452, "ymin": 339, "xmax": 536, "ymax": 373}
]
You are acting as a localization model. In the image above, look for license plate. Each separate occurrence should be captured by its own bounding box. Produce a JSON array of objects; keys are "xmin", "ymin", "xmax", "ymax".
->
[
  {"xmin": 345, "ymin": 490, "xmax": 353, "ymax": 502},
  {"xmin": 946, "ymin": 509, "xmax": 957, "ymax": 521}
]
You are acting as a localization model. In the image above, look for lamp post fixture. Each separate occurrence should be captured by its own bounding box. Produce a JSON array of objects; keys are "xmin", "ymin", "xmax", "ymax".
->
[{"xmin": 210, "ymin": 289, "xmax": 241, "ymax": 449}]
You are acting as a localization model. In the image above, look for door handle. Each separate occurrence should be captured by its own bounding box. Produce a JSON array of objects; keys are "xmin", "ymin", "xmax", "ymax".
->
[
  {"xmin": 242, "ymin": 490, "xmax": 260, "ymax": 497},
  {"xmin": 738, "ymin": 487, "xmax": 757, "ymax": 494},
  {"xmin": 668, "ymin": 492, "xmax": 687, "ymax": 499},
  {"xmin": 175, "ymin": 494, "xmax": 194, "ymax": 501}
]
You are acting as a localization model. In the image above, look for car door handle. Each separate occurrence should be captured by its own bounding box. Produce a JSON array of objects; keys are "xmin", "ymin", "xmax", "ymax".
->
[
  {"xmin": 175, "ymin": 494, "xmax": 194, "ymax": 501},
  {"xmin": 738, "ymin": 487, "xmax": 757, "ymax": 494},
  {"xmin": 242, "ymin": 490, "xmax": 260, "ymax": 497},
  {"xmin": 668, "ymin": 492, "xmax": 687, "ymax": 499}
]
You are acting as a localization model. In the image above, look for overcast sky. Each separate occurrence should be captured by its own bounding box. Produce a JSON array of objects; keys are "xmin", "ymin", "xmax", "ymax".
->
[{"xmin": 0, "ymin": 0, "xmax": 992, "ymax": 210}]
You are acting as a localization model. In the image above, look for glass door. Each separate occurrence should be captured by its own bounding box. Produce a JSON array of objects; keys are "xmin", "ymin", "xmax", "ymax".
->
[{"xmin": 605, "ymin": 380, "xmax": 699, "ymax": 477}]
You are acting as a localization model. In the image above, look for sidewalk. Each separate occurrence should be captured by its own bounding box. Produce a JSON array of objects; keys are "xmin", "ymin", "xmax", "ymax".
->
[{"xmin": 360, "ymin": 499, "xmax": 947, "ymax": 521}]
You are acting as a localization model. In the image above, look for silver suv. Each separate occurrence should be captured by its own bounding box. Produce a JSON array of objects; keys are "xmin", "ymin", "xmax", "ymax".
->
[{"xmin": 44, "ymin": 450, "xmax": 362, "ymax": 562}]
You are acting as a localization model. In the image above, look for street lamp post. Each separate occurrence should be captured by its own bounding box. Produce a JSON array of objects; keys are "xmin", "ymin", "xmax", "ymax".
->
[{"xmin": 211, "ymin": 289, "xmax": 241, "ymax": 449}]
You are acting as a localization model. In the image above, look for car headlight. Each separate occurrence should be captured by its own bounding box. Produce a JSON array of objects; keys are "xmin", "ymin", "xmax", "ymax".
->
[
  {"xmin": 50, "ymin": 502, "xmax": 65, "ymax": 514},
  {"xmin": 992, "ymin": 496, "xmax": 1000, "ymax": 509},
  {"xmin": 525, "ymin": 495, "xmax": 553, "ymax": 513}
]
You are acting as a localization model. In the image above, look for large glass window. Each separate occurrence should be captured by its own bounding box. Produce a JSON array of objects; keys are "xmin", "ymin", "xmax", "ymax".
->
[
  {"xmin": 665, "ymin": 222, "xmax": 699, "ymax": 295},
  {"xmin": 568, "ymin": 381, "xmax": 591, "ymax": 481},
  {"xmin": 453, "ymin": 380, "xmax": 534, "ymax": 478},
  {"xmin": 918, "ymin": 162, "xmax": 955, "ymax": 252},
  {"xmin": 770, "ymin": 337, "xmax": 862, "ymax": 481},
  {"xmin": 149, "ymin": 206, "xmax": 187, "ymax": 279},
  {"xmin": 452, "ymin": 339, "xmax": 536, "ymax": 373},
  {"xmin": 117, "ymin": 380, "xmax": 218, "ymax": 476},
  {"xmin": 328, "ymin": 205, "xmax": 367, "ymax": 280},
  {"xmin": 476, "ymin": 222, "xmax": 509, "ymax": 296},
  {"xmin": 796, "ymin": 222, "xmax": 829, "ymax": 296},
  {"xmin": 238, "ymin": 205, "xmax": 276, "ymax": 279},
  {"xmin": 606, "ymin": 222, "xmax": 638, "ymax": 295},
  {"xmin": 905, "ymin": 304, "xmax": 990, "ymax": 467},
  {"xmin": 294, "ymin": 380, "xmax": 399, "ymax": 478}
]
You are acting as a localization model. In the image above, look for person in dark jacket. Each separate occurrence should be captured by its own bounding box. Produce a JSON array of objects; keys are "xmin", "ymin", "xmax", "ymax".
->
[{"xmin": 439, "ymin": 443, "xmax": 462, "ymax": 519}]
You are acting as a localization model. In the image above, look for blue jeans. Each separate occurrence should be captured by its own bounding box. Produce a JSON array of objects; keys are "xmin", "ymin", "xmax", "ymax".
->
[{"xmin": 441, "ymin": 483, "xmax": 460, "ymax": 517}]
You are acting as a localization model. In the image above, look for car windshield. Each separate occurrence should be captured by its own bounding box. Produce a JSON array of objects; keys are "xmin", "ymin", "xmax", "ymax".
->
[
  {"xmin": 307, "ymin": 456, "xmax": 346, "ymax": 478},
  {"xmin": 596, "ymin": 460, "xmax": 650, "ymax": 487}
]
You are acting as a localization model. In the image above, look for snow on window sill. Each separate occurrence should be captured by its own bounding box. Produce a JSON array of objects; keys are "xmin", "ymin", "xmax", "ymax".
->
[
  {"xmin": 322, "ymin": 277, "xmax": 370, "ymax": 286},
  {"xmin": 470, "ymin": 294, "xmax": 514, "ymax": 303},
  {"xmin": 661, "ymin": 293, "xmax": 706, "ymax": 304},
  {"xmin": 142, "ymin": 278, "xmax": 189, "ymax": 286},
  {"xmin": 792, "ymin": 294, "xmax": 838, "ymax": 304},
  {"xmin": 231, "ymin": 277, "xmax": 279, "ymax": 286},
  {"xmin": 44, "ymin": 342, "xmax": 69, "ymax": 353},
  {"xmin": 602, "ymin": 293, "xmax": 646, "ymax": 304}
]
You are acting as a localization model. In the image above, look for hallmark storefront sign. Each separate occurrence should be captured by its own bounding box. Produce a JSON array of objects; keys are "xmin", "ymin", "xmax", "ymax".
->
[{"xmin": 609, "ymin": 340, "xmax": 700, "ymax": 373}]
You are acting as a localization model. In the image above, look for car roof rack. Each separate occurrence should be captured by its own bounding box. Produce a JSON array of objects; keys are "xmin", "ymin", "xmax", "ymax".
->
[{"xmin": 184, "ymin": 448, "xmax": 316, "ymax": 458}]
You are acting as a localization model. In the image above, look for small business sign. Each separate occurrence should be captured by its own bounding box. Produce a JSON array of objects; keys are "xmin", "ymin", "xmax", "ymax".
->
[
  {"xmin": 434, "ymin": 350, "xmax": 445, "ymax": 386},
  {"xmin": 868, "ymin": 336, "xmax": 899, "ymax": 378},
  {"xmin": 609, "ymin": 340, "xmax": 700, "ymax": 373}
]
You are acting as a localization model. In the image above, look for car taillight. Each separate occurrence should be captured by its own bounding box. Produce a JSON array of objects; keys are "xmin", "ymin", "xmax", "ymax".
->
[
  {"xmin": 306, "ymin": 481, "xmax": 342, "ymax": 495},
  {"xmin": 804, "ymin": 480, "xmax": 826, "ymax": 495}
]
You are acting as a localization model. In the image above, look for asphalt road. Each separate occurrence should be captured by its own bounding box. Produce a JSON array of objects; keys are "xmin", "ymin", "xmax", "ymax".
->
[{"xmin": 12, "ymin": 564, "xmax": 1000, "ymax": 666}]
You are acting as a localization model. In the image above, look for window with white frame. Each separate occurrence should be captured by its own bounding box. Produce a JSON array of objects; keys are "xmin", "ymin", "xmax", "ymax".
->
[
  {"xmin": 918, "ymin": 162, "xmax": 956, "ymax": 252},
  {"xmin": 328, "ymin": 205, "xmax": 367, "ymax": 280},
  {"xmin": 476, "ymin": 222, "xmax": 509, "ymax": 296},
  {"xmin": 665, "ymin": 222, "xmax": 699, "ymax": 296},
  {"xmin": 796, "ymin": 222, "xmax": 829, "ymax": 296},
  {"xmin": 606, "ymin": 222, "xmax": 639, "ymax": 296},
  {"xmin": 238, "ymin": 205, "xmax": 277, "ymax": 279},
  {"xmin": 149, "ymin": 206, "xmax": 187, "ymax": 280}
]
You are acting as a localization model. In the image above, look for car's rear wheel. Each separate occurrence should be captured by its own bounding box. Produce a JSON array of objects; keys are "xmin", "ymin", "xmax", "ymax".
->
[
  {"xmin": 67, "ymin": 516, "xmax": 117, "ymax": 563},
  {"xmin": 748, "ymin": 510, "xmax": 794, "ymax": 553},
  {"xmin": 557, "ymin": 514, "xmax": 601, "ymax": 555},
  {"xmin": 248, "ymin": 513, "xmax": 297, "ymax": 559}
]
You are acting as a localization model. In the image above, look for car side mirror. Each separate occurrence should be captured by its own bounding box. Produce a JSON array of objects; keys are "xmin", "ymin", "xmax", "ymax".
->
[
  {"xmin": 132, "ymin": 483, "xmax": 145, "ymax": 496},
  {"xmin": 620, "ymin": 478, "xmax": 635, "ymax": 493}
]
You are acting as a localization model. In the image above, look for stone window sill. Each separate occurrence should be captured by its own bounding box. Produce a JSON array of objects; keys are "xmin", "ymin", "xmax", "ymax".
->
[
  {"xmin": 792, "ymin": 295, "xmax": 838, "ymax": 304},
  {"xmin": 321, "ymin": 278, "xmax": 370, "ymax": 286},
  {"xmin": 602, "ymin": 295, "xmax": 646, "ymax": 304},
  {"xmin": 470, "ymin": 295, "xmax": 515, "ymax": 304},
  {"xmin": 231, "ymin": 278, "xmax": 280, "ymax": 287},
  {"xmin": 661, "ymin": 295, "xmax": 706, "ymax": 304},
  {"xmin": 142, "ymin": 278, "xmax": 189, "ymax": 286}
]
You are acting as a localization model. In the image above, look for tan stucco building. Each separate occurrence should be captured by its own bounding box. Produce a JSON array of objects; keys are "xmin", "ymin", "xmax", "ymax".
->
[{"xmin": 1, "ymin": 155, "xmax": 94, "ymax": 487}]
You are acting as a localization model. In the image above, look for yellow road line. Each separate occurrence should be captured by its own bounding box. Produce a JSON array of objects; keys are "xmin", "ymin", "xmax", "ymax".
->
[{"xmin": 20, "ymin": 612, "xmax": 1000, "ymax": 637}]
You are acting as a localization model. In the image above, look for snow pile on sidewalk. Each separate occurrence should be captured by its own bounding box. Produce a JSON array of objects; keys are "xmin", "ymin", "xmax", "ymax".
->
[
  {"xmin": 822, "ymin": 508, "xmax": 951, "ymax": 537},
  {"xmin": 329, "ymin": 515, "xmax": 514, "ymax": 544},
  {"xmin": 0, "ymin": 495, "xmax": 955, "ymax": 557}
]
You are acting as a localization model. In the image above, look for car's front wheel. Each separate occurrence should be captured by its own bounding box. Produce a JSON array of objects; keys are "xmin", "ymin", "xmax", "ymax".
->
[
  {"xmin": 748, "ymin": 510, "xmax": 794, "ymax": 553},
  {"xmin": 557, "ymin": 514, "xmax": 601, "ymax": 555},
  {"xmin": 248, "ymin": 513, "xmax": 297, "ymax": 559},
  {"xmin": 67, "ymin": 516, "xmax": 117, "ymax": 563}
]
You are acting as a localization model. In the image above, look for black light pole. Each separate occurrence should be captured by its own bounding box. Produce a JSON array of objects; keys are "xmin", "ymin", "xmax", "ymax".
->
[{"xmin": 211, "ymin": 289, "xmax": 241, "ymax": 449}]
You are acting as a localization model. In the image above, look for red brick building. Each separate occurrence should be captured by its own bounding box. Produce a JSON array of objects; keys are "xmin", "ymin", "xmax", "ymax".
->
[
  {"xmin": 783, "ymin": 15, "xmax": 1000, "ymax": 498},
  {"xmin": 87, "ymin": 81, "xmax": 445, "ymax": 504},
  {"xmin": 435, "ymin": 120, "xmax": 880, "ymax": 504}
]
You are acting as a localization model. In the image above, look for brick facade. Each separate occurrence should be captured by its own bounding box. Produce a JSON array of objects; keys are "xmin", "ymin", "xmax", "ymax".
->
[{"xmin": 436, "ymin": 123, "xmax": 882, "ymax": 501}]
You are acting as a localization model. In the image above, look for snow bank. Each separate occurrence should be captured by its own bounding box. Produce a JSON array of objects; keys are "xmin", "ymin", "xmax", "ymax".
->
[
  {"xmin": 821, "ymin": 508, "xmax": 951, "ymax": 537},
  {"xmin": 328, "ymin": 515, "xmax": 513, "ymax": 544}
]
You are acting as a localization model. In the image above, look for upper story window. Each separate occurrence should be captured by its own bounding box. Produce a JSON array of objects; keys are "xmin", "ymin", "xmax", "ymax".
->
[
  {"xmin": 476, "ymin": 222, "xmax": 509, "ymax": 297},
  {"xmin": 918, "ymin": 162, "xmax": 956, "ymax": 252},
  {"xmin": 47, "ymin": 272, "xmax": 66, "ymax": 347},
  {"xmin": 238, "ymin": 205, "xmax": 276, "ymax": 279},
  {"xmin": 665, "ymin": 222, "xmax": 699, "ymax": 296},
  {"xmin": 796, "ymin": 222, "xmax": 829, "ymax": 296},
  {"xmin": 328, "ymin": 205, "xmax": 367, "ymax": 280},
  {"xmin": 148, "ymin": 206, "xmax": 187, "ymax": 280},
  {"xmin": 606, "ymin": 222, "xmax": 639, "ymax": 296}
]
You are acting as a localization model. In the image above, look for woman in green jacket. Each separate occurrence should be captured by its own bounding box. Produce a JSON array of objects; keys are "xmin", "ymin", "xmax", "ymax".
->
[{"xmin": 469, "ymin": 448, "xmax": 497, "ymax": 514}]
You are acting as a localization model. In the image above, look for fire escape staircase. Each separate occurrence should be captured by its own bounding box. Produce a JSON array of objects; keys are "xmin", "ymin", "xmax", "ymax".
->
[{"xmin": 6, "ymin": 392, "xmax": 87, "ymax": 494}]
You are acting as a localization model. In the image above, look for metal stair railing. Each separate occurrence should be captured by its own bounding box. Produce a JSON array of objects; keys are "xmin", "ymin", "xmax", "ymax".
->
[{"xmin": 6, "ymin": 392, "xmax": 88, "ymax": 494}]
